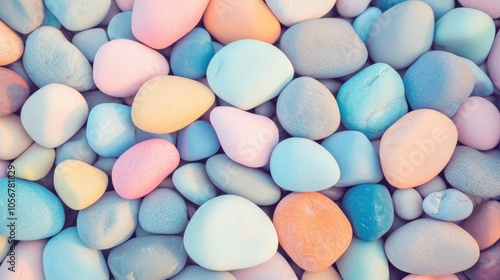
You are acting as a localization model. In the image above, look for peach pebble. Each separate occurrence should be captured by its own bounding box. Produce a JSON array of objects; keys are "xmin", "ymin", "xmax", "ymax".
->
[
  {"xmin": 0, "ymin": 114, "xmax": 33, "ymax": 160},
  {"xmin": 203, "ymin": 0, "xmax": 281, "ymax": 45},
  {"xmin": 0, "ymin": 20, "xmax": 23, "ymax": 66},
  {"xmin": 273, "ymin": 192, "xmax": 352, "ymax": 272},
  {"xmin": 0, "ymin": 239, "xmax": 47, "ymax": 280},
  {"xmin": 403, "ymin": 274, "xmax": 459, "ymax": 280},
  {"xmin": 0, "ymin": 67, "xmax": 30, "ymax": 117},
  {"xmin": 460, "ymin": 200, "xmax": 500, "ymax": 250},
  {"xmin": 302, "ymin": 266, "xmax": 342, "ymax": 280}
]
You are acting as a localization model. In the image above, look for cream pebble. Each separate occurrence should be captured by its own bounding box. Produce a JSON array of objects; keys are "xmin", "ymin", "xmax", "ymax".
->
[
  {"xmin": 11, "ymin": 143, "xmax": 55, "ymax": 181},
  {"xmin": 0, "ymin": 114, "xmax": 33, "ymax": 160},
  {"xmin": 0, "ymin": 20, "xmax": 24, "ymax": 66}
]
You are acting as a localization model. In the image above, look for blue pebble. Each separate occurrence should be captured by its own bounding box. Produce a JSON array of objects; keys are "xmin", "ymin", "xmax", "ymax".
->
[
  {"xmin": 83, "ymin": 90, "xmax": 124, "ymax": 112},
  {"xmin": 171, "ymin": 265, "xmax": 236, "ymax": 280},
  {"xmin": 337, "ymin": 237, "xmax": 389, "ymax": 279},
  {"xmin": 172, "ymin": 163, "xmax": 217, "ymax": 205},
  {"xmin": 462, "ymin": 59, "xmax": 494, "ymax": 97},
  {"xmin": 422, "ymin": 188, "xmax": 474, "ymax": 221},
  {"xmin": 92, "ymin": 156, "xmax": 116, "ymax": 177},
  {"xmin": 72, "ymin": 28, "xmax": 109, "ymax": 63},
  {"xmin": 322, "ymin": 131, "xmax": 383, "ymax": 187},
  {"xmin": 171, "ymin": 27, "xmax": 215, "ymax": 79},
  {"xmin": 353, "ymin": 7, "xmax": 382, "ymax": 43},
  {"xmin": 372, "ymin": 0, "xmax": 408, "ymax": 11},
  {"xmin": 44, "ymin": 0, "xmax": 111, "ymax": 31},
  {"xmin": 341, "ymin": 183, "xmax": 394, "ymax": 241},
  {"xmin": 86, "ymin": 103, "xmax": 136, "ymax": 157},
  {"xmin": 420, "ymin": 0, "xmax": 455, "ymax": 20},
  {"xmin": 42, "ymin": 6, "xmax": 62, "ymax": 29},
  {"xmin": 138, "ymin": 188, "xmax": 188, "ymax": 234},
  {"xmin": 135, "ymin": 128, "xmax": 176, "ymax": 145},
  {"xmin": 254, "ymin": 101, "xmax": 276, "ymax": 118},
  {"xmin": 177, "ymin": 120, "xmax": 220, "ymax": 161},
  {"xmin": 56, "ymin": 128, "xmax": 97, "ymax": 165},
  {"xmin": 107, "ymin": 12, "xmax": 137, "ymax": 41},
  {"xmin": 0, "ymin": 0, "xmax": 44, "ymax": 34}
]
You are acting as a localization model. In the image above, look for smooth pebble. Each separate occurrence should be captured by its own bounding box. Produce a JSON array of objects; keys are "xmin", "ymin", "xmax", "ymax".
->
[
  {"xmin": 11, "ymin": 143, "xmax": 55, "ymax": 181},
  {"xmin": 464, "ymin": 236, "xmax": 500, "ymax": 280},
  {"xmin": 336, "ymin": 0, "xmax": 371, "ymax": 18},
  {"xmin": 0, "ymin": 114, "xmax": 33, "ymax": 160},
  {"xmin": 353, "ymin": 7, "xmax": 382, "ymax": 43},
  {"xmin": 107, "ymin": 12, "xmax": 136, "ymax": 41},
  {"xmin": 177, "ymin": 120, "xmax": 220, "ymax": 161},
  {"xmin": 56, "ymin": 128, "xmax": 97, "ymax": 165},
  {"xmin": 0, "ymin": 67, "xmax": 30, "ymax": 117},
  {"xmin": 415, "ymin": 176, "xmax": 447, "ymax": 198},
  {"xmin": 393, "ymin": 188, "xmax": 423, "ymax": 220},
  {"xmin": 336, "ymin": 237, "xmax": 389, "ymax": 280},
  {"xmin": 230, "ymin": 252, "xmax": 297, "ymax": 280},
  {"xmin": 172, "ymin": 265, "xmax": 236, "ymax": 280},
  {"xmin": 44, "ymin": 0, "xmax": 111, "ymax": 31},
  {"xmin": 172, "ymin": 163, "xmax": 217, "ymax": 205},
  {"xmin": 460, "ymin": 201, "xmax": 500, "ymax": 250},
  {"xmin": 302, "ymin": 266, "xmax": 342, "ymax": 280},
  {"xmin": 138, "ymin": 188, "xmax": 188, "ymax": 234},
  {"xmin": 0, "ymin": 20, "xmax": 24, "ymax": 66},
  {"xmin": 171, "ymin": 27, "xmax": 214, "ymax": 79},
  {"xmin": 0, "ymin": 239, "xmax": 47, "ymax": 280},
  {"xmin": 420, "ymin": 0, "xmax": 455, "ymax": 19},
  {"xmin": 487, "ymin": 29, "xmax": 500, "ymax": 89},
  {"xmin": 423, "ymin": 189, "xmax": 473, "ymax": 221},
  {"xmin": 266, "ymin": 0, "xmax": 337, "ymax": 26},
  {"xmin": 0, "ymin": 0, "xmax": 44, "ymax": 34},
  {"xmin": 72, "ymin": 28, "xmax": 109, "ymax": 63}
]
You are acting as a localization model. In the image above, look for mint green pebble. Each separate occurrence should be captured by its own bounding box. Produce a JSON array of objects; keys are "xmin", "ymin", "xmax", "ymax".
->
[{"xmin": 336, "ymin": 237, "xmax": 389, "ymax": 280}]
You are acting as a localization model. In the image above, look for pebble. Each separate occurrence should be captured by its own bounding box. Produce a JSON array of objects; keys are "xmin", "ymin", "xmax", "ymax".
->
[
  {"xmin": 380, "ymin": 109, "xmax": 458, "ymax": 189},
  {"xmin": 170, "ymin": 27, "xmax": 214, "ymax": 79},
  {"xmin": 132, "ymin": 75, "xmax": 215, "ymax": 133},
  {"xmin": 92, "ymin": 156, "xmax": 116, "ymax": 177},
  {"xmin": 44, "ymin": 0, "xmax": 111, "ymax": 31},
  {"xmin": 0, "ymin": 20, "xmax": 24, "ymax": 66},
  {"xmin": 367, "ymin": 1, "xmax": 434, "ymax": 69},
  {"xmin": 112, "ymin": 138, "xmax": 180, "ymax": 199},
  {"xmin": 460, "ymin": 201, "xmax": 500, "ymax": 250},
  {"xmin": 254, "ymin": 101, "xmax": 276, "ymax": 118},
  {"xmin": 11, "ymin": 143, "xmax": 55, "ymax": 181},
  {"xmin": 135, "ymin": 128, "xmax": 177, "ymax": 146},
  {"xmin": 184, "ymin": 195, "xmax": 278, "ymax": 271},
  {"xmin": 205, "ymin": 154, "xmax": 281, "ymax": 206},
  {"xmin": 177, "ymin": 120, "xmax": 220, "ymax": 161},
  {"xmin": 203, "ymin": 0, "xmax": 280, "ymax": 45},
  {"xmin": 266, "ymin": 0, "xmax": 337, "ymax": 26},
  {"xmin": 0, "ymin": 178, "xmax": 64, "ymax": 240},
  {"xmin": 116, "ymin": 0, "xmax": 134, "ymax": 12},
  {"xmin": 279, "ymin": 18, "xmax": 367, "ymax": 78},
  {"xmin": 56, "ymin": 128, "xmax": 97, "ymax": 165},
  {"xmin": 138, "ymin": 188, "xmax": 188, "ymax": 234},
  {"xmin": 444, "ymin": 146, "xmax": 500, "ymax": 198},
  {"xmin": 0, "ymin": 0, "xmax": 44, "ymax": 34},
  {"xmin": 385, "ymin": 218, "xmax": 480, "ymax": 275},
  {"xmin": 353, "ymin": 7, "xmax": 382, "ymax": 43},
  {"xmin": 423, "ymin": 189, "xmax": 473, "ymax": 221},
  {"xmin": 6, "ymin": 59, "xmax": 35, "ymax": 90},
  {"xmin": 210, "ymin": 106, "xmax": 279, "ymax": 168},
  {"xmin": 488, "ymin": 30, "xmax": 500, "ymax": 90},
  {"xmin": 173, "ymin": 265, "xmax": 236, "ymax": 280},
  {"xmin": 458, "ymin": 0, "xmax": 500, "ymax": 19},
  {"xmin": 463, "ymin": 58, "xmax": 495, "ymax": 97},
  {"xmin": 93, "ymin": 39, "xmax": 170, "ymax": 97},
  {"xmin": 0, "ymin": 67, "xmax": 30, "ymax": 117},
  {"xmin": 107, "ymin": 12, "xmax": 136, "ymax": 41},
  {"xmin": 451, "ymin": 96, "xmax": 500, "ymax": 150},
  {"xmin": 0, "ymin": 114, "xmax": 33, "ymax": 160},
  {"xmin": 0, "ymin": 160, "xmax": 8, "ymax": 178},
  {"xmin": 393, "ymin": 188, "xmax": 424, "ymax": 220},
  {"xmin": 421, "ymin": 0, "xmax": 455, "ymax": 20},
  {"xmin": 336, "ymin": 0, "xmax": 371, "ymax": 18},
  {"xmin": 273, "ymin": 192, "xmax": 352, "ymax": 272},
  {"xmin": 23, "ymin": 26, "xmax": 95, "ymax": 91},
  {"xmin": 336, "ymin": 237, "xmax": 389, "ymax": 280},
  {"xmin": 276, "ymin": 76, "xmax": 341, "ymax": 140},
  {"xmin": 341, "ymin": 183, "xmax": 394, "ymax": 241},
  {"xmin": 206, "ymin": 39, "xmax": 294, "ymax": 110},
  {"xmin": 76, "ymin": 191, "xmax": 140, "ymax": 250},
  {"xmin": 372, "ymin": 0, "xmax": 406, "ymax": 11},
  {"xmin": 270, "ymin": 137, "xmax": 340, "ymax": 192},
  {"xmin": 464, "ymin": 240, "xmax": 500, "ymax": 280},
  {"xmin": 230, "ymin": 252, "xmax": 297, "ymax": 280},
  {"xmin": 434, "ymin": 8, "xmax": 495, "ymax": 64},
  {"xmin": 0, "ymin": 239, "xmax": 47, "ymax": 280},
  {"xmin": 20, "ymin": 83, "xmax": 89, "ymax": 148},
  {"xmin": 42, "ymin": 5, "xmax": 61, "ymax": 29},
  {"xmin": 172, "ymin": 163, "xmax": 217, "ymax": 205},
  {"xmin": 403, "ymin": 275, "xmax": 459, "ymax": 280},
  {"xmin": 415, "ymin": 176, "xmax": 447, "ymax": 198},
  {"xmin": 302, "ymin": 266, "xmax": 342, "ymax": 280},
  {"xmin": 337, "ymin": 62, "xmax": 408, "ymax": 139},
  {"xmin": 86, "ymin": 103, "xmax": 136, "ymax": 157},
  {"xmin": 72, "ymin": 28, "xmax": 109, "ymax": 63}
]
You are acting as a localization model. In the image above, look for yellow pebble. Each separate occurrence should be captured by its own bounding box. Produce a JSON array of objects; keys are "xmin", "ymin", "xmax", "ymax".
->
[
  {"xmin": 0, "ymin": 114, "xmax": 33, "ymax": 160},
  {"xmin": 0, "ymin": 20, "xmax": 24, "ymax": 66},
  {"xmin": 11, "ymin": 143, "xmax": 55, "ymax": 181}
]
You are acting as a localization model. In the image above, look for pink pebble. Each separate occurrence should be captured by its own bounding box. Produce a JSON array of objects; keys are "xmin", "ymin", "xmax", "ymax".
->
[
  {"xmin": 336, "ymin": 0, "xmax": 371, "ymax": 18},
  {"xmin": 231, "ymin": 252, "xmax": 297, "ymax": 280},
  {"xmin": 112, "ymin": 138, "xmax": 180, "ymax": 199},
  {"xmin": 116, "ymin": 0, "xmax": 135, "ymax": 11},
  {"xmin": 0, "ymin": 239, "xmax": 47, "ymax": 279},
  {"xmin": 451, "ymin": 96, "xmax": 500, "ymax": 150},
  {"xmin": 458, "ymin": 0, "xmax": 500, "ymax": 19},
  {"xmin": 487, "ymin": 30, "xmax": 500, "ymax": 89},
  {"xmin": 402, "ymin": 274, "xmax": 459, "ymax": 280},
  {"xmin": 131, "ymin": 0, "xmax": 209, "ymax": 49}
]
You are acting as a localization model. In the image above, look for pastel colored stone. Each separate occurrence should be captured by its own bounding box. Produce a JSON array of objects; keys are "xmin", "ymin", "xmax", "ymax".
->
[
  {"xmin": 322, "ymin": 131, "xmax": 383, "ymax": 187},
  {"xmin": 205, "ymin": 154, "xmax": 281, "ymax": 206},
  {"xmin": 420, "ymin": 0, "xmax": 455, "ymax": 19},
  {"xmin": 77, "ymin": 191, "xmax": 140, "ymax": 250},
  {"xmin": 0, "ymin": 0, "xmax": 44, "ymax": 34},
  {"xmin": 403, "ymin": 275, "xmax": 459, "ymax": 280},
  {"xmin": 92, "ymin": 156, "xmax": 116, "ymax": 177},
  {"xmin": 21, "ymin": 83, "xmax": 89, "ymax": 148},
  {"xmin": 254, "ymin": 101, "xmax": 276, "ymax": 118},
  {"xmin": 135, "ymin": 128, "xmax": 177, "ymax": 146},
  {"xmin": 107, "ymin": 12, "xmax": 136, "ymax": 41},
  {"xmin": 434, "ymin": 8, "xmax": 495, "ymax": 64},
  {"xmin": 43, "ymin": 227, "xmax": 109, "ymax": 280},
  {"xmin": 210, "ymin": 106, "xmax": 279, "ymax": 168},
  {"xmin": 341, "ymin": 183, "xmax": 394, "ymax": 241},
  {"xmin": 266, "ymin": 0, "xmax": 337, "ymax": 26},
  {"xmin": 100, "ymin": 0, "xmax": 121, "ymax": 26},
  {"xmin": 231, "ymin": 252, "xmax": 297, "ymax": 280},
  {"xmin": 270, "ymin": 137, "xmax": 340, "ymax": 192},
  {"xmin": 372, "ymin": 0, "xmax": 406, "ymax": 11},
  {"xmin": 109, "ymin": 235, "xmax": 187, "ymax": 279},
  {"xmin": 488, "ymin": 30, "xmax": 500, "ymax": 89},
  {"xmin": 0, "ymin": 20, "xmax": 24, "ymax": 66},
  {"xmin": 6, "ymin": 55, "xmax": 35, "ymax": 90},
  {"xmin": 276, "ymin": 77, "xmax": 340, "ymax": 140},
  {"xmin": 0, "ymin": 115, "xmax": 33, "ymax": 160},
  {"xmin": 337, "ymin": 63, "xmax": 408, "ymax": 139},
  {"xmin": 11, "ymin": 143, "xmax": 55, "ymax": 181},
  {"xmin": 138, "ymin": 188, "xmax": 188, "ymax": 234},
  {"xmin": 460, "ymin": 201, "xmax": 500, "ymax": 250},
  {"xmin": 280, "ymin": 18, "xmax": 367, "ymax": 78},
  {"xmin": 367, "ymin": 1, "xmax": 434, "ymax": 69},
  {"xmin": 380, "ymin": 109, "xmax": 458, "ymax": 189},
  {"xmin": 132, "ymin": 0, "xmax": 209, "ymax": 49},
  {"xmin": 459, "ymin": 0, "xmax": 500, "ymax": 19},
  {"xmin": 172, "ymin": 163, "xmax": 217, "ymax": 205},
  {"xmin": 0, "ymin": 239, "xmax": 47, "ymax": 280},
  {"xmin": 72, "ymin": 28, "xmax": 109, "ymax": 63},
  {"xmin": 184, "ymin": 195, "xmax": 278, "ymax": 271},
  {"xmin": 56, "ymin": 128, "xmax": 97, "ymax": 165},
  {"xmin": 116, "ymin": 0, "xmax": 134, "ymax": 11},
  {"xmin": 392, "ymin": 188, "xmax": 424, "ymax": 220},
  {"xmin": 207, "ymin": 39, "xmax": 294, "ymax": 110},
  {"xmin": 336, "ymin": 0, "xmax": 370, "ymax": 18},
  {"xmin": 177, "ymin": 120, "xmax": 220, "ymax": 161},
  {"xmin": 42, "ymin": 5, "xmax": 61, "ymax": 28},
  {"xmin": 337, "ymin": 237, "xmax": 389, "ymax": 280},
  {"xmin": 415, "ymin": 176, "xmax": 447, "ymax": 198},
  {"xmin": 44, "ymin": 0, "xmax": 111, "ymax": 31},
  {"xmin": 423, "ymin": 189, "xmax": 473, "ymax": 221},
  {"xmin": 0, "ymin": 236, "xmax": 9, "ymax": 262},
  {"xmin": 83, "ymin": 90, "xmax": 123, "ymax": 112},
  {"xmin": 302, "ymin": 266, "xmax": 342, "ymax": 280},
  {"xmin": 132, "ymin": 75, "xmax": 215, "ymax": 134},
  {"xmin": 173, "ymin": 265, "xmax": 236, "ymax": 280},
  {"xmin": 0, "ymin": 67, "xmax": 30, "ymax": 116},
  {"xmin": 203, "ymin": 0, "xmax": 280, "ymax": 45},
  {"xmin": 86, "ymin": 103, "xmax": 136, "ymax": 157},
  {"xmin": 444, "ymin": 146, "xmax": 500, "ymax": 197},
  {"xmin": 353, "ymin": 7, "xmax": 382, "ymax": 43},
  {"xmin": 0, "ymin": 160, "xmax": 8, "ymax": 178},
  {"xmin": 463, "ymin": 58, "xmax": 495, "ymax": 97},
  {"xmin": 451, "ymin": 96, "xmax": 500, "ymax": 150},
  {"xmin": 0, "ymin": 178, "xmax": 64, "ymax": 240},
  {"xmin": 273, "ymin": 192, "xmax": 352, "ymax": 272},
  {"xmin": 171, "ymin": 27, "xmax": 214, "ymax": 79},
  {"xmin": 319, "ymin": 186, "xmax": 347, "ymax": 201},
  {"xmin": 385, "ymin": 218, "xmax": 480, "ymax": 275},
  {"xmin": 465, "ymin": 239, "xmax": 500, "ymax": 279},
  {"xmin": 112, "ymin": 138, "xmax": 180, "ymax": 199},
  {"xmin": 23, "ymin": 26, "xmax": 94, "ymax": 91},
  {"xmin": 93, "ymin": 39, "xmax": 170, "ymax": 98}
]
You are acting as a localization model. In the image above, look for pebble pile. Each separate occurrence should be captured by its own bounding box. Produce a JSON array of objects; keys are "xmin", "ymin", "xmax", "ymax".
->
[{"xmin": 0, "ymin": 0, "xmax": 500, "ymax": 279}]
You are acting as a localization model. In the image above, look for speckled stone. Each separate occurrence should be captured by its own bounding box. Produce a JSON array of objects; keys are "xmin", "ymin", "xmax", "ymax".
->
[
  {"xmin": 138, "ymin": 188, "xmax": 188, "ymax": 234},
  {"xmin": 415, "ymin": 176, "xmax": 447, "ymax": 198},
  {"xmin": 392, "ymin": 188, "xmax": 423, "ymax": 220},
  {"xmin": 0, "ymin": 67, "xmax": 30, "ymax": 117},
  {"xmin": 422, "ymin": 189, "xmax": 473, "ymax": 221},
  {"xmin": 460, "ymin": 201, "xmax": 500, "ymax": 250},
  {"xmin": 465, "ymin": 240, "xmax": 500, "ymax": 280}
]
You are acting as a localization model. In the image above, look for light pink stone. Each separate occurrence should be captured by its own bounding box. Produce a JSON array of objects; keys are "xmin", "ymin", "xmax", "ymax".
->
[
  {"xmin": 116, "ymin": 0, "xmax": 134, "ymax": 11},
  {"xmin": 231, "ymin": 252, "xmax": 297, "ymax": 280},
  {"xmin": 458, "ymin": 0, "xmax": 500, "ymax": 18},
  {"xmin": 403, "ymin": 274, "xmax": 459, "ymax": 280},
  {"xmin": 336, "ymin": 0, "xmax": 371, "ymax": 18},
  {"xmin": 0, "ymin": 239, "xmax": 47, "ymax": 280},
  {"xmin": 487, "ymin": 30, "xmax": 500, "ymax": 89}
]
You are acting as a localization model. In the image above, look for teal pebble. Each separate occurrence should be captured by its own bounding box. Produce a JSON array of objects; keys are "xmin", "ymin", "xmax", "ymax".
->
[
  {"xmin": 138, "ymin": 188, "xmax": 188, "ymax": 234},
  {"xmin": 270, "ymin": 137, "xmax": 340, "ymax": 192},
  {"xmin": 337, "ymin": 237, "xmax": 389, "ymax": 279},
  {"xmin": 92, "ymin": 156, "xmax": 116, "ymax": 177},
  {"xmin": 0, "ymin": 0, "xmax": 44, "ymax": 34},
  {"xmin": 177, "ymin": 120, "xmax": 220, "ymax": 161},
  {"xmin": 341, "ymin": 183, "xmax": 394, "ymax": 241},
  {"xmin": 43, "ymin": 227, "xmax": 109, "ymax": 280},
  {"xmin": 337, "ymin": 63, "xmax": 408, "ymax": 139},
  {"xmin": 56, "ymin": 128, "xmax": 97, "ymax": 165},
  {"xmin": 108, "ymin": 235, "xmax": 187, "ymax": 280},
  {"xmin": 372, "ymin": 0, "xmax": 407, "ymax": 11},
  {"xmin": 206, "ymin": 154, "xmax": 281, "ymax": 206},
  {"xmin": 254, "ymin": 101, "xmax": 276, "ymax": 118},
  {"xmin": 135, "ymin": 128, "xmax": 176, "ymax": 146},
  {"xmin": 422, "ymin": 188, "xmax": 473, "ymax": 221},
  {"xmin": 42, "ymin": 6, "xmax": 61, "ymax": 29},
  {"xmin": 44, "ymin": 0, "xmax": 111, "ymax": 31},
  {"xmin": 72, "ymin": 28, "xmax": 109, "ymax": 63},
  {"xmin": 353, "ymin": 7, "xmax": 382, "ymax": 43},
  {"xmin": 86, "ymin": 103, "xmax": 136, "ymax": 158},
  {"xmin": 172, "ymin": 163, "xmax": 217, "ymax": 205},
  {"xmin": 0, "ymin": 178, "xmax": 65, "ymax": 240},
  {"xmin": 420, "ymin": 0, "xmax": 455, "ymax": 19},
  {"xmin": 171, "ymin": 265, "xmax": 236, "ymax": 280},
  {"xmin": 107, "ymin": 12, "xmax": 137, "ymax": 41},
  {"xmin": 322, "ymin": 131, "xmax": 383, "ymax": 187},
  {"xmin": 212, "ymin": 41, "xmax": 224, "ymax": 54},
  {"xmin": 462, "ymin": 58, "xmax": 494, "ymax": 97},
  {"xmin": 171, "ymin": 27, "xmax": 215, "ymax": 79}
]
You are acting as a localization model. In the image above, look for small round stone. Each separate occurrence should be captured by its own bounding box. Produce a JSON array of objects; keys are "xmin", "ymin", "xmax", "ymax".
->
[{"xmin": 138, "ymin": 188, "xmax": 188, "ymax": 234}]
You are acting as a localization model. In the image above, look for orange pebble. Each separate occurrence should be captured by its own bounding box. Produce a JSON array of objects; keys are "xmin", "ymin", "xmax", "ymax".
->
[
  {"xmin": 203, "ymin": 0, "xmax": 281, "ymax": 45},
  {"xmin": 273, "ymin": 192, "xmax": 352, "ymax": 272},
  {"xmin": 0, "ymin": 20, "xmax": 23, "ymax": 66}
]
